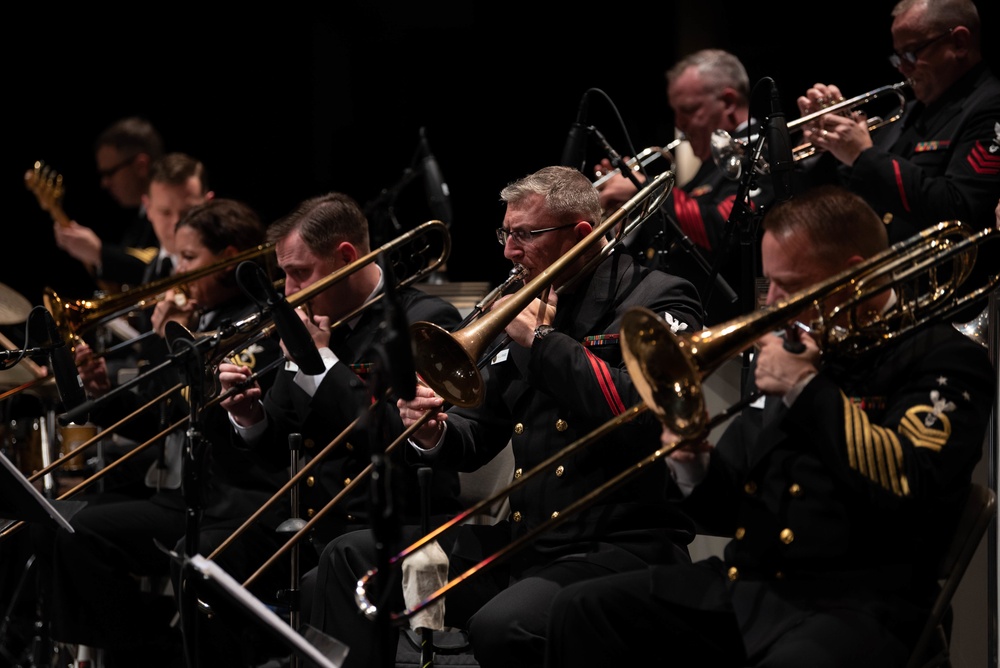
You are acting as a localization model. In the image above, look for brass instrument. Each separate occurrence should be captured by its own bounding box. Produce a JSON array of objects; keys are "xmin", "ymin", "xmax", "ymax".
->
[
  {"xmin": 211, "ymin": 190, "xmax": 674, "ymax": 584},
  {"xmin": 410, "ymin": 170, "xmax": 676, "ymax": 408},
  {"xmin": 353, "ymin": 220, "xmax": 999, "ymax": 624},
  {"xmin": 711, "ymin": 81, "xmax": 910, "ymax": 180},
  {"xmin": 43, "ymin": 242, "xmax": 278, "ymax": 349},
  {"xmin": 155, "ymin": 221, "xmax": 451, "ymax": 564},
  {"xmin": 195, "ymin": 219, "xmax": 451, "ymax": 370},
  {"xmin": 592, "ymin": 139, "xmax": 683, "ymax": 188},
  {"xmin": 0, "ymin": 223, "xmax": 451, "ymax": 539}
]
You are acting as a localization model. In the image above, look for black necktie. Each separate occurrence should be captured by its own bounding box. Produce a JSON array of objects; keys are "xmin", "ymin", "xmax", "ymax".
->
[{"xmin": 157, "ymin": 256, "xmax": 173, "ymax": 279}]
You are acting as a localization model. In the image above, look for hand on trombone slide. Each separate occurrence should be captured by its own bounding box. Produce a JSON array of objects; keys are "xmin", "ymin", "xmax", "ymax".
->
[
  {"xmin": 396, "ymin": 384, "xmax": 449, "ymax": 448},
  {"xmin": 218, "ymin": 361, "xmax": 266, "ymax": 428}
]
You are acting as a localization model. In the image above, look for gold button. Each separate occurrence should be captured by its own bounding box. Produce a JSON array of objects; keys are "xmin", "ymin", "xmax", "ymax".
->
[
  {"xmin": 345, "ymin": 442, "xmax": 354, "ymax": 451},
  {"xmin": 882, "ymin": 212, "xmax": 893, "ymax": 225},
  {"xmin": 727, "ymin": 566, "xmax": 739, "ymax": 581},
  {"xmin": 343, "ymin": 478, "xmax": 352, "ymax": 486},
  {"xmin": 775, "ymin": 571, "xmax": 785, "ymax": 580},
  {"xmin": 346, "ymin": 514, "xmax": 355, "ymax": 522},
  {"xmin": 512, "ymin": 511, "xmax": 522, "ymax": 522},
  {"xmin": 555, "ymin": 465, "xmax": 565, "ymax": 477},
  {"xmin": 304, "ymin": 438, "xmax": 315, "ymax": 449},
  {"xmin": 744, "ymin": 480, "xmax": 757, "ymax": 495},
  {"xmin": 514, "ymin": 468, "xmax": 523, "ymax": 478},
  {"xmin": 514, "ymin": 423, "xmax": 524, "ymax": 435},
  {"xmin": 735, "ymin": 527, "xmax": 746, "ymax": 540},
  {"xmin": 789, "ymin": 483, "xmax": 802, "ymax": 497},
  {"xmin": 550, "ymin": 511, "xmax": 559, "ymax": 519},
  {"xmin": 780, "ymin": 528, "xmax": 795, "ymax": 544},
  {"xmin": 306, "ymin": 476, "xmax": 315, "ymax": 487},
  {"xmin": 555, "ymin": 419, "xmax": 568, "ymax": 432},
  {"xmin": 306, "ymin": 508, "xmax": 315, "ymax": 518}
]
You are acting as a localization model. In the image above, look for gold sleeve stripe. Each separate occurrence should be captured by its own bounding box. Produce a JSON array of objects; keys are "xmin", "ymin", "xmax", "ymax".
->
[
  {"xmin": 125, "ymin": 246, "xmax": 159, "ymax": 264},
  {"xmin": 898, "ymin": 411, "xmax": 951, "ymax": 452},
  {"xmin": 841, "ymin": 391, "xmax": 909, "ymax": 496}
]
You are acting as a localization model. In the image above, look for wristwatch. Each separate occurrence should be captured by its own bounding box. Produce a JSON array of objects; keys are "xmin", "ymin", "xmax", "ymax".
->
[{"xmin": 534, "ymin": 324, "xmax": 556, "ymax": 341}]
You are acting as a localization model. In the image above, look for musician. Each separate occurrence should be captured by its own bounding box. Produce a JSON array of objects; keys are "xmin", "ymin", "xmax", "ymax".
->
[
  {"xmin": 76, "ymin": 152, "xmax": 215, "ymax": 497},
  {"xmin": 797, "ymin": 0, "xmax": 1000, "ymax": 263},
  {"xmin": 35, "ymin": 199, "xmax": 285, "ymax": 668},
  {"xmin": 309, "ymin": 166, "xmax": 704, "ymax": 668},
  {"xmin": 545, "ymin": 185, "xmax": 996, "ymax": 667},
  {"xmin": 215, "ymin": 192, "xmax": 464, "ymax": 659},
  {"xmin": 596, "ymin": 49, "xmax": 773, "ymax": 326},
  {"xmin": 52, "ymin": 116, "xmax": 165, "ymax": 292}
]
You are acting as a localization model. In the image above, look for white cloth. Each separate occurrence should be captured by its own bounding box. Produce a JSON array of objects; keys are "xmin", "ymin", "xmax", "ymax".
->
[{"xmin": 401, "ymin": 540, "xmax": 449, "ymax": 631}]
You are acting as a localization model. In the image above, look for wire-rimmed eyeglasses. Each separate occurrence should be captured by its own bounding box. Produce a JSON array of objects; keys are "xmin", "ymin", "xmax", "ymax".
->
[
  {"xmin": 888, "ymin": 27, "xmax": 954, "ymax": 68},
  {"xmin": 496, "ymin": 223, "xmax": 577, "ymax": 246}
]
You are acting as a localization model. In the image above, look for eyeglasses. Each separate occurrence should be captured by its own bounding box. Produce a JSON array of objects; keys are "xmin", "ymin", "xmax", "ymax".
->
[
  {"xmin": 888, "ymin": 27, "xmax": 954, "ymax": 68},
  {"xmin": 97, "ymin": 154, "xmax": 138, "ymax": 179},
  {"xmin": 496, "ymin": 223, "xmax": 577, "ymax": 246}
]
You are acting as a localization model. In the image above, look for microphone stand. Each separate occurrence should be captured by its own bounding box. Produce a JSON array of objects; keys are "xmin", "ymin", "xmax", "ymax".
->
[
  {"xmin": 363, "ymin": 351, "xmax": 400, "ymax": 668},
  {"xmin": 172, "ymin": 335, "xmax": 209, "ymax": 668},
  {"xmin": 712, "ymin": 124, "xmax": 767, "ymax": 392},
  {"xmin": 277, "ymin": 433, "xmax": 307, "ymax": 668},
  {"xmin": 591, "ymin": 128, "xmax": 736, "ymax": 302}
]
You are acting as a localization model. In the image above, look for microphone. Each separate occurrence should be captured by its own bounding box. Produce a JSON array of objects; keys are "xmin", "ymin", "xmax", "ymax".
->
[
  {"xmin": 560, "ymin": 91, "xmax": 591, "ymax": 171},
  {"xmin": 236, "ymin": 262, "xmax": 325, "ymax": 375},
  {"xmin": 377, "ymin": 254, "xmax": 416, "ymax": 401},
  {"xmin": 37, "ymin": 308, "xmax": 87, "ymax": 412},
  {"xmin": 419, "ymin": 127, "xmax": 453, "ymax": 226},
  {"xmin": 766, "ymin": 80, "xmax": 795, "ymax": 203}
]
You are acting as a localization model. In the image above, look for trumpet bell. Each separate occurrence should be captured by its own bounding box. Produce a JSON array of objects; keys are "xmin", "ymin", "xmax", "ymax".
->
[{"xmin": 710, "ymin": 129, "xmax": 756, "ymax": 181}]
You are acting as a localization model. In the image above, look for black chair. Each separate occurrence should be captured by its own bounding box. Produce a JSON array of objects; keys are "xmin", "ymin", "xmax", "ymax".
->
[{"xmin": 906, "ymin": 482, "xmax": 996, "ymax": 668}]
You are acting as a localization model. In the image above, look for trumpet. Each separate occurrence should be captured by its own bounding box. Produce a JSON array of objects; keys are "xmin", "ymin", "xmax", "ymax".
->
[
  {"xmin": 592, "ymin": 139, "xmax": 683, "ymax": 189},
  {"xmin": 710, "ymin": 80, "xmax": 910, "ymax": 180},
  {"xmin": 354, "ymin": 219, "xmax": 1000, "ymax": 623}
]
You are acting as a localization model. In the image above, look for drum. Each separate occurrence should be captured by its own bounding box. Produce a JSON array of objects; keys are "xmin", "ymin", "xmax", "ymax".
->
[
  {"xmin": 58, "ymin": 423, "xmax": 100, "ymax": 473},
  {"xmin": 1, "ymin": 417, "xmax": 44, "ymax": 477}
]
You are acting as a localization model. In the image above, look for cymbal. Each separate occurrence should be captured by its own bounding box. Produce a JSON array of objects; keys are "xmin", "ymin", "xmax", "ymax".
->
[{"xmin": 0, "ymin": 282, "xmax": 32, "ymax": 325}]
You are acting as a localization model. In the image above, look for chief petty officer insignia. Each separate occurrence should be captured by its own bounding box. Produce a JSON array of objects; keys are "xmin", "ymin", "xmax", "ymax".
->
[{"xmin": 898, "ymin": 386, "xmax": 957, "ymax": 453}]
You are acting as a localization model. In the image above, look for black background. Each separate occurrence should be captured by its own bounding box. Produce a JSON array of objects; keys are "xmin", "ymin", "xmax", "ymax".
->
[{"xmin": 5, "ymin": 3, "xmax": 999, "ymax": 308}]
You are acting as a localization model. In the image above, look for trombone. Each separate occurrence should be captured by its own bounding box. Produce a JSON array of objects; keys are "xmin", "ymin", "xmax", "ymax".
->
[
  {"xmin": 195, "ymin": 219, "xmax": 451, "ymax": 371},
  {"xmin": 353, "ymin": 219, "xmax": 1000, "ymax": 624},
  {"xmin": 160, "ymin": 221, "xmax": 450, "ymax": 562},
  {"xmin": 410, "ymin": 169, "xmax": 676, "ymax": 408},
  {"xmin": 43, "ymin": 242, "xmax": 278, "ymax": 350},
  {"xmin": 206, "ymin": 180, "xmax": 673, "ymax": 584},
  {"xmin": 711, "ymin": 80, "xmax": 910, "ymax": 180},
  {"xmin": 1, "ymin": 222, "xmax": 451, "ymax": 532}
]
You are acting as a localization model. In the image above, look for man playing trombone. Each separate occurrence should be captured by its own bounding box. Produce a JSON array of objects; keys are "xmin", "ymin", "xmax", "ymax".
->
[
  {"xmin": 309, "ymin": 166, "xmax": 704, "ymax": 668},
  {"xmin": 545, "ymin": 185, "xmax": 997, "ymax": 667},
  {"xmin": 215, "ymin": 192, "xmax": 464, "ymax": 662}
]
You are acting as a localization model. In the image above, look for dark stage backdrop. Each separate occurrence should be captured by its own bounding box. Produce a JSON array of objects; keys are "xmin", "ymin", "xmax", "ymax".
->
[{"xmin": 6, "ymin": 3, "xmax": 999, "ymax": 308}]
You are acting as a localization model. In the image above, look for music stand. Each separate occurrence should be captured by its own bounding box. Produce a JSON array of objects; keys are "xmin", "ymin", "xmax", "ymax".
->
[
  {"xmin": 183, "ymin": 555, "xmax": 348, "ymax": 668},
  {"xmin": 0, "ymin": 452, "xmax": 81, "ymax": 532}
]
